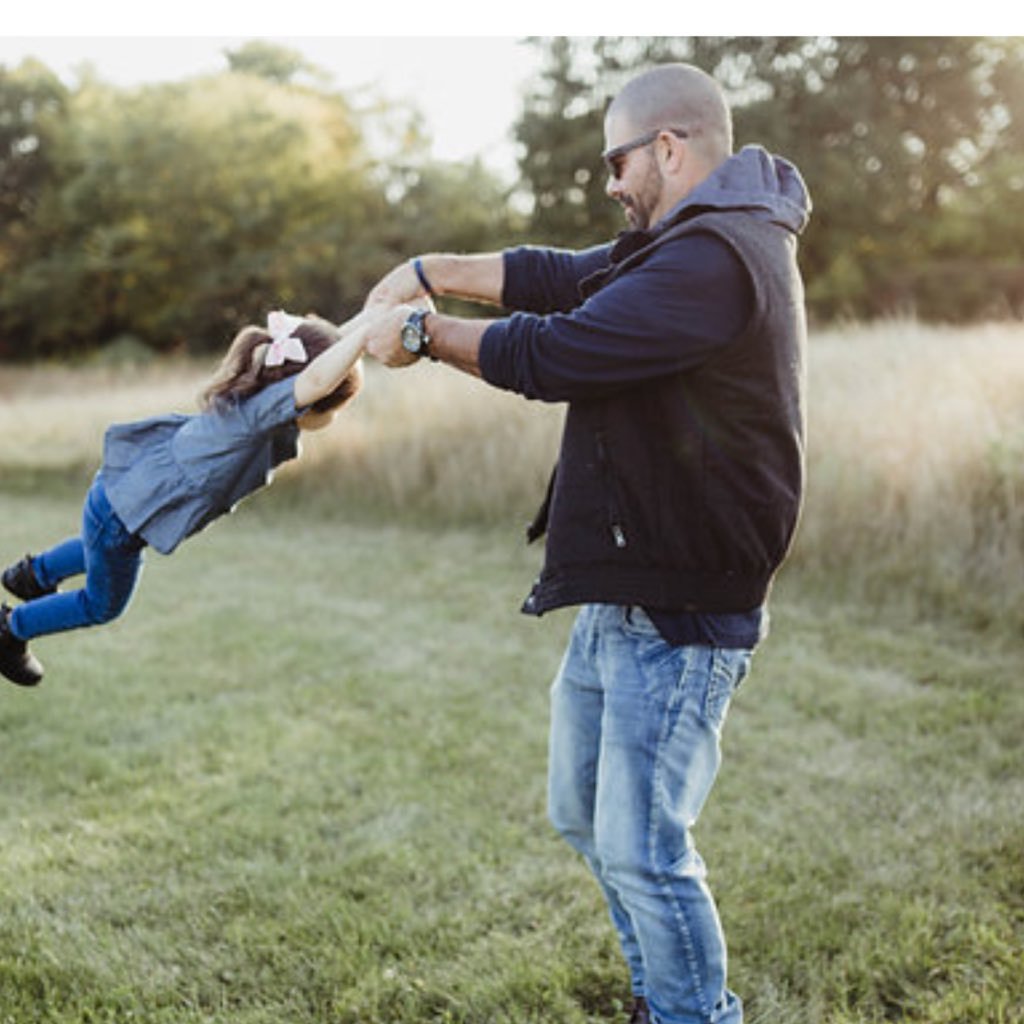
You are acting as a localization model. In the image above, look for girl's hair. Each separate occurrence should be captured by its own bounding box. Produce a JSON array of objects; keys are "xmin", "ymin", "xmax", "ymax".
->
[{"xmin": 199, "ymin": 316, "xmax": 361, "ymax": 415}]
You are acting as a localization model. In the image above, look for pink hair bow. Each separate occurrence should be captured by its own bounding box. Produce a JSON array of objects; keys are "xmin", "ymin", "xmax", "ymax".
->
[{"xmin": 265, "ymin": 310, "xmax": 308, "ymax": 367}]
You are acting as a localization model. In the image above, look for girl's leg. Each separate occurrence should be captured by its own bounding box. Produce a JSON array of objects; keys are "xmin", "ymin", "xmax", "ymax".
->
[
  {"xmin": 9, "ymin": 479, "xmax": 144, "ymax": 642},
  {"xmin": 6, "ymin": 493, "xmax": 89, "ymax": 599},
  {"xmin": 31, "ymin": 538, "xmax": 87, "ymax": 590}
]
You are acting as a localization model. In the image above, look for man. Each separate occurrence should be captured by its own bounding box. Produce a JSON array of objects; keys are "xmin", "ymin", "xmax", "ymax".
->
[{"xmin": 361, "ymin": 62, "xmax": 810, "ymax": 1024}]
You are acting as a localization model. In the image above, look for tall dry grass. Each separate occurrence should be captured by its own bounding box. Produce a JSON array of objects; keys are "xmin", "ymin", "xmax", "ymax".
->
[
  {"xmin": 288, "ymin": 362, "xmax": 565, "ymax": 525},
  {"xmin": 795, "ymin": 320, "xmax": 1024, "ymax": 626},
  {"xmin": 0, "ymin": 358, "xmax": 564, "ymax": 522},
  {"xmin": 0, "ymin": 360, "xmax": 211, "ymax": 484},
  {"xmin": 2, "ymin": 320, "xmax": 1022, "ymax": 627}
]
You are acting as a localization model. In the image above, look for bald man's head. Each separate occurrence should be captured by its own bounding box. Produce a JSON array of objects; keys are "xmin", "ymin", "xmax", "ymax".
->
[{"xmin": 607, "ymin": 63, "xmax": 733, "ymax": 167}]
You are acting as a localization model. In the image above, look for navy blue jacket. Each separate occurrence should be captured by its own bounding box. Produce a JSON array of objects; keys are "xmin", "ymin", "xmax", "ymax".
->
[{"xmin": 479, "ymin": 146, "xmax": 811, "ymax": 626}]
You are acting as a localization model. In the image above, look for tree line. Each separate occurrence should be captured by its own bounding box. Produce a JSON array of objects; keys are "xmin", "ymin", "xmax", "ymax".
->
[
  {"xmin": 1, "ymin": 37, "xmax": 1022, "ymax": 359},
  {"xmin": 0, "ymin": 41, "xmax": 518, "ymax": 360},
  {"xmin": 516, "ymin": 37, "xmax": 1024, "ymax": 324}
]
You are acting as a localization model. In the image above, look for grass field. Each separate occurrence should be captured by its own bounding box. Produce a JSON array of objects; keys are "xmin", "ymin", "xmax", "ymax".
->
[{"xmin": 0, "ymin": 323, "xmax": 1022, "ymax": 1023}]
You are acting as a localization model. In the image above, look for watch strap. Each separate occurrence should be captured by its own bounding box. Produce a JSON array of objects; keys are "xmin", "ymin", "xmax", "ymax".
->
[{"xmin": 403, "ymin": 308, "xmax": 434, "ymax": 360}]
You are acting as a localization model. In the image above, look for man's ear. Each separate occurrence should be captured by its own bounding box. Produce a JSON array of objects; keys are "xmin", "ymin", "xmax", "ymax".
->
[{"xmin": 659, "ymin": 131, "xmax": 688, "ymax": 175}]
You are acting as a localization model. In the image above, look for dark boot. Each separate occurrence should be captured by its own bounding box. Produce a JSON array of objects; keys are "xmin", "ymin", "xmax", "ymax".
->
[
  {"xmin": 628, "ymin": 996, "xmax": 650, "ymax": 1024},
  {"xmin": 2, "ymin": 554, "xmax": 56, "ymax": 601},
  {"xmin": 0, "ymin": 604, "xmax": 44, "ymax": 686}
]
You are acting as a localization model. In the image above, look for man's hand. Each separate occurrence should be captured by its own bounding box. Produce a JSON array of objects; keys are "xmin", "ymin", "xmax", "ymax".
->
[
  {"xmin": 364, "ymin": 259, "xmax": 428, "ymax": 311},
  {"xmin": 363, "ymin": 304, "xmax": 420, "ymax": 368}
]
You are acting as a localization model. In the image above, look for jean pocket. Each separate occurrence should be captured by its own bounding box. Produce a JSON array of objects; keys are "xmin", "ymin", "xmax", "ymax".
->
[{"xmin": 703, "ymin": 648, "xmax": 751, "ymax": 727}]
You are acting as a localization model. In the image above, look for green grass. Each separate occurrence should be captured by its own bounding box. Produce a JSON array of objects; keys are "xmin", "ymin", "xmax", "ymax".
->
[{"xmin": 0, "ymin": 488, "xmax": 1021, "ymax": 1023}]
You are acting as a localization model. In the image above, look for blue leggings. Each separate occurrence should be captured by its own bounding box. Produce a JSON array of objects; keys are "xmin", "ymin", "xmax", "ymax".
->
[{"xmin": 9, "ymin": 477, "xmax": 145, "ymax": 642}]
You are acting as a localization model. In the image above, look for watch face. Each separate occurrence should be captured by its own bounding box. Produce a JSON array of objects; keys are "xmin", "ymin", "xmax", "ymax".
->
[{"xmin": 401, "ymin": 323, "xmax": 421, "ymax": 354}]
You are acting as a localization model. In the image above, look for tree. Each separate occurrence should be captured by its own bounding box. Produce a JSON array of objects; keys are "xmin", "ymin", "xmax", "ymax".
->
[
  {"xmin": 731, "ymin": 37, "xmax": 1024, "ymax": 318},
  {"xmin": 513, "ymin": 37, "xmax": 1024, "ymax": 321},
  {"xmin": 224, "ymin": 40, "xmax": 329, "ymax": 88},
  {"xmin": 0, "ymin": 52, "xmax": 524, "ymax": 359},
  {"xmin": 514, "ymin": 38, "xmax": 616, "ymax": 246},
  {"xmin": 0, "ymin": 70, "xmax": 383, "ymax": 356},
  {"xmin": 0, "ymin": 59, "xmax": 67, "ymax": 233}
]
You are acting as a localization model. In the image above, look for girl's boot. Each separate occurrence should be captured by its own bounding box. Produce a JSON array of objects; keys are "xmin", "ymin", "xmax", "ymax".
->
[
  {"xmin": 0, "ymin": 604, "xmax": 43, "ymax": 686},
  {"xmin": 2, "ymin": 554, "xmax": 56, "ymax": 601}
]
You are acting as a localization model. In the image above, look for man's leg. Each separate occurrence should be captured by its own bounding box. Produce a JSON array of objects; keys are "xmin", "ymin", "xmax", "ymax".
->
[
  {"xmin": 593, "ymin": 605, "xmax": 749, "ymax": 1024},
  {"xmin": 548, "ymin": 604, "xmax": 647, "ymax": 1002}
]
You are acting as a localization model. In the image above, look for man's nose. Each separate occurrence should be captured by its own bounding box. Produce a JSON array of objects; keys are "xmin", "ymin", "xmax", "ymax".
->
[{"xmin": 606, "ymin": 172, "xmax": 623, "ymax": 200}]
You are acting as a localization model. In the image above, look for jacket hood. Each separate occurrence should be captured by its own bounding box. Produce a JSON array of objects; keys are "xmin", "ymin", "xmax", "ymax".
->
[{"xmin": 660, "ymin": 144, "xmax": 811, "ymax": 236}]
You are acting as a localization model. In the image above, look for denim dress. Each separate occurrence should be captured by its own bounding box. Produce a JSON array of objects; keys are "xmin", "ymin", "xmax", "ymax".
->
[
  {"xmin": 101, "ymin": 377, "xmax": 303, "ymax": 553},
  {"xmin": 10, "ymin": 378, "xmax": 304, "ymax": 642}
]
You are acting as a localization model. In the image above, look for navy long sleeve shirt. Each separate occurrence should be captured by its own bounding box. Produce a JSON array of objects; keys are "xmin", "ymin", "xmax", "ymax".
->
[{"xmin": 483, "ymin": 233, "xmax": 753, "ymax": 399}]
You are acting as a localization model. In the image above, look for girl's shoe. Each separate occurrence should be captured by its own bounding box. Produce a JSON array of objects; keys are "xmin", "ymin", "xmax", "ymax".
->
[
  {"xmin": 0, "ymin": 604, "xmax": 43, "ymax": 686},
  {"xmin": 2, "ymin": 554, "xmax": 56, "ymax": 601}
]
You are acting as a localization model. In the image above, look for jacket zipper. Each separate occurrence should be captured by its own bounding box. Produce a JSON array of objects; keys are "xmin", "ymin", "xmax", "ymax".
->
[{"xmin": 595, "ymin": 429, "xmax": 627, "ymax": 549}]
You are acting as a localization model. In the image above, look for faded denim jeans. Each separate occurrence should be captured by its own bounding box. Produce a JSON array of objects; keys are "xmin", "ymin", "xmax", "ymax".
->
[
  {"xmin": 9, "ymin": 475, "xmax": 145, "ymax": 642},
  {"xmin": 548, "ymin": 604, "xmax": 751, "ymax": 1024}
]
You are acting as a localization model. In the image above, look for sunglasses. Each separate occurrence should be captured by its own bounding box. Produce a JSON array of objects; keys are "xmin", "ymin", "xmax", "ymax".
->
[{"xmin": 602, "ymin": 127, "xmax": 689, "ymax": 179}]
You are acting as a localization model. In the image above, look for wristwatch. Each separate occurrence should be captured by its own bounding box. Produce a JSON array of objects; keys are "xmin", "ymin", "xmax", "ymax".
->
[{"xmin": 400, "ymin": 309, "xmax": 433, "ymax": 359}]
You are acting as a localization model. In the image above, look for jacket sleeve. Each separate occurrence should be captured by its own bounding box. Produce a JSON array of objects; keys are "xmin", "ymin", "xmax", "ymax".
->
[
  {"xmin": 501, "ymin": 243, "xmax": 614, "ymax": 314},
  {"xmin": 480, "ymin": 232, "xmax": 754, "ymax": 402}
]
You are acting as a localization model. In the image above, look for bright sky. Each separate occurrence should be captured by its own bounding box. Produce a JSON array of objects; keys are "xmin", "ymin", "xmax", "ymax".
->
[{"xmin": 0, "ymin": 35, "xmax": 544, "ymax": 180}]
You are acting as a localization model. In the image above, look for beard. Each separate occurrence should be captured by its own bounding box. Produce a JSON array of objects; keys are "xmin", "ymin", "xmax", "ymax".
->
[{"xmin": 619, "ymin": 160, "xmax": 664, "ymax": 231}]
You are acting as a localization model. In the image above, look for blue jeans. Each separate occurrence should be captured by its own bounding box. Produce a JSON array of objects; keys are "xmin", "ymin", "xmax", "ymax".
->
[
  {"xmin": 9, "ymin": 476, "xmax": 145, "ymax": 642},
  {"xmin": 548, "ymin": 604, "xmax": 751, "ymax": 1024}
]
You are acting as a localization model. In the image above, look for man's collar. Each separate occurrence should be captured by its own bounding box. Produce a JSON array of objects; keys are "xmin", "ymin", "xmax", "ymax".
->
[{"xmin": 609, "ymin": 228, "xmax": 655, "ymax": 262}]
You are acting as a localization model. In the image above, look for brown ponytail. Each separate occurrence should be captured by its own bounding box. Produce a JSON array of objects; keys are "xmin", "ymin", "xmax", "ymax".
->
[{"xmin": 199, "ymin": 316, "xmax": 361, "ymax": 413}]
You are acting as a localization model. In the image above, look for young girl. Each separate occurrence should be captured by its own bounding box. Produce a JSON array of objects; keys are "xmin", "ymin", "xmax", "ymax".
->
[{"xmin": 1, "ymin": 309, "xmax": 368, "ymax": 687}]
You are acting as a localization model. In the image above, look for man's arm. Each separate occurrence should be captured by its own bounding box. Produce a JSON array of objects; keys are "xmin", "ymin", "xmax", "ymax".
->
[
  {"xmin": 363, "ymin": 304, "xmax": 494, "ymax": 379},
  {"xmin": 364, "ymin": 253, "xmax": 505, "ymax": 310},
  {"xmin": 477, "ymin": 233, "xmax": 755, "ymax": 402},
  {"xmin": 364, "ymin": 234, "xmax": 753, "ymax": 394}
]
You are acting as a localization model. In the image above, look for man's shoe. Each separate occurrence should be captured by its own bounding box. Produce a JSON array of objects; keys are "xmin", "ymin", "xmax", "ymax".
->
[
  {"xmin": 628, "ymin": 996, "xmax": 650, "ymax": 1024},
  {"xmin": 0, "ymin": 604, "xmax": 43, "ymax": 686},
  {"xmin": 2, "ymin": 554, "xmax": 55, "ymax": 601}
]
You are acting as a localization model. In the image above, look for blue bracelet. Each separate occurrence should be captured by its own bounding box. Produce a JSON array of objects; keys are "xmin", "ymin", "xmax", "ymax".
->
[{"xmin": 412, "ymin": 257, "xmax": 435, "ymax": 297}]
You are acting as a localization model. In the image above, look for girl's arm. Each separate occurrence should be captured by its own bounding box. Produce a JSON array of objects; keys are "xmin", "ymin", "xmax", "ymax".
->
[{"xmin": 293, "ymin": 319, "xmax": 368, "ymax": 409}]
